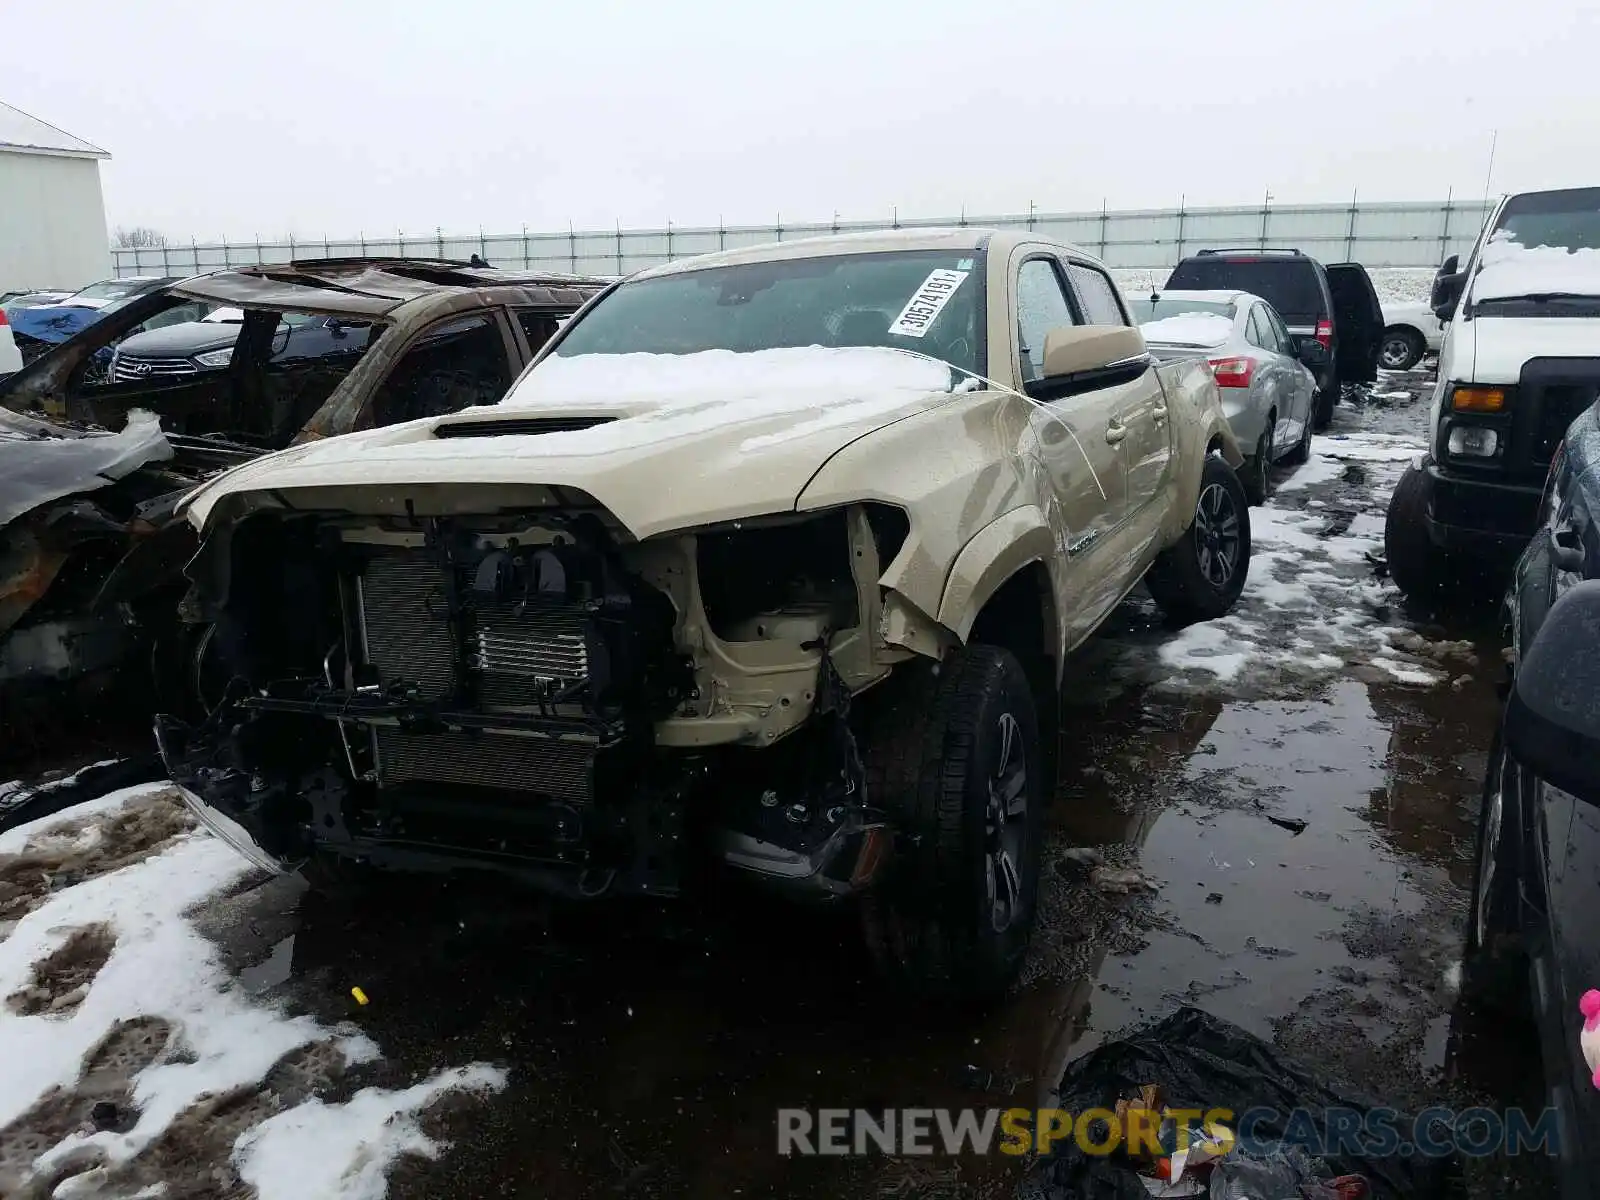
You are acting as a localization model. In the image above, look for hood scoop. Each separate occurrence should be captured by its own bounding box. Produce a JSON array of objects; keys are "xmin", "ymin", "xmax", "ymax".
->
[{"xmin": 434, "ymin": 415, "xmax": 617, "ymax": 439}]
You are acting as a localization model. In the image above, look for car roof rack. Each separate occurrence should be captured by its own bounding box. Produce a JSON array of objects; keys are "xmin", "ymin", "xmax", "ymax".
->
[{"xmin": 1194, "ymin": 247, "xmax": 1306, "ymax": 257}]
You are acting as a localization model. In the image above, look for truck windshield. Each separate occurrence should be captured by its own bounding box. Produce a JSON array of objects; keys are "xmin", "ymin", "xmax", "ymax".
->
[
  {"xmin": 1473, "ymin": 189, "xmax": 1600, "ymax": 314},
  {"xmin": 1491, "ymin": 188, "xmax": 1600, "ymax": 253},
  {"xmin": 547, "ymin": 250, "xmax": 985, "ymax": 375}
]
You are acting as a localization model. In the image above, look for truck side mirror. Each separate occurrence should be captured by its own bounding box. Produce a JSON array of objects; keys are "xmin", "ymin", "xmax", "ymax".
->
[
  {"xmin": 1504, "ymin": 581, "xmax": 1600, "ymax": 804},
  {"xmin": 1439, "ymin": 254, "xmax": 1460, "ymax": 277},
  {"xmin": 1430, "ymin": 272, "xmax": 1466, "ymax": 322}
]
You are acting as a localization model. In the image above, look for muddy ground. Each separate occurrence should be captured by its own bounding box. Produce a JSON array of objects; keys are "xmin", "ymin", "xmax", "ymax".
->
[{"xmin": 2, "ymin": 365, "xmax": 1556, "ymax": 1198}]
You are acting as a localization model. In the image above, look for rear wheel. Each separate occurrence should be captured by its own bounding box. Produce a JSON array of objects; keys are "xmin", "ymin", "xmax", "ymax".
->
[
  {"xmin": 860, "ymin": 644, "xmax": 1044, "ymax": 1004},
  {"xmin": 1383, "ymin": 464, "xmax": 1452, "ymax": 599},
  {"xmin": 1379, "ymin": 327, "xmax": 1425, "ymax": 372},
  {"xmin": 1146, "ymin": 455, "xmax": 1252, "ymax": 625}
]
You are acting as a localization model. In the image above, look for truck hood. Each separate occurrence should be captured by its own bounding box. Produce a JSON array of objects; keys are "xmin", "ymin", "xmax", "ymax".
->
[
  {"xmin": 184, "ymin": 346, "xmax": 962, "ymax": 539},
  {"xmin": 1459, "ymin": 316, "xmax": 1600, "ymax": 383}
]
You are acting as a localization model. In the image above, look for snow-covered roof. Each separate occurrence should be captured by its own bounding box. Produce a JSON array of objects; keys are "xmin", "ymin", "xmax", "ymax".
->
[{"xmin": 0, "ymin": 101, "xmax": 109, "ymax": 160}]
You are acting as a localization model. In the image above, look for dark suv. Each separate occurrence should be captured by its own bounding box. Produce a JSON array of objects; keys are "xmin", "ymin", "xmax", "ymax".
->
[
  {"xmin": 1464, "ymin": 402, "xmax": 1600, "ymax": 1200},
  {"xmin": 1164, "ymin": 248, "xmax": 1383, "ymax": 428}
]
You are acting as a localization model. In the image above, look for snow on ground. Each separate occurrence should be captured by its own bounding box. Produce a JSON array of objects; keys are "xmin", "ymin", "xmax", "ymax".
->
[
  {"xmin": 0, "ymin": 787, "xmax": 506, "ymax": 1198},
  {"xmin": 1085, "ymin": 418, "xmax": 1469, "ymax": 696}
]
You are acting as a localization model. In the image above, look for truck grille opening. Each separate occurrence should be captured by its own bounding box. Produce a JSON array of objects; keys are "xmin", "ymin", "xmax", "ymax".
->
[
  {"xmin": 433, "ymin": 416, "xmax": 615, "ymax": 438},
  {"xmin": 375, "ymin": 727, "xmax": 595, "ymax": 802}
]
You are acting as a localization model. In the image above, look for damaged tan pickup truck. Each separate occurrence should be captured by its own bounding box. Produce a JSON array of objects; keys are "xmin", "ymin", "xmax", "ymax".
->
[{"xmin": 157, "ymin": 230, "xmax": 1249, "ymax": 1000}]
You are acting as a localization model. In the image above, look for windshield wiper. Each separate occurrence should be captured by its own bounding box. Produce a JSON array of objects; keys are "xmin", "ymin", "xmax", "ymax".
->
[{"xmin": 1485, "ymin": 292, "xmax": 1600, "ymax": 303}]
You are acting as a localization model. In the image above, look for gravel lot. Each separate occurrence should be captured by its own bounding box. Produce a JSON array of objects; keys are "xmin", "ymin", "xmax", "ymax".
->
[{"xmin": 0, "ymin": 356, "xmax": 1553, "ymax": 1199}]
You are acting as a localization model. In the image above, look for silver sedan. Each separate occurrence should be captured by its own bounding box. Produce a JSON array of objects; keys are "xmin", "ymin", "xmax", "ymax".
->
[{"xmin": 1130, "ymin": 288, "xmax": 1322, "ymax": 504}]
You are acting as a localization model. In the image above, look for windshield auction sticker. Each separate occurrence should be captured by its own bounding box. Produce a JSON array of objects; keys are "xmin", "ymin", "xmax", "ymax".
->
[{"xmin": 888, "ymin": 269, "xmax": 970, "ymax": 338}]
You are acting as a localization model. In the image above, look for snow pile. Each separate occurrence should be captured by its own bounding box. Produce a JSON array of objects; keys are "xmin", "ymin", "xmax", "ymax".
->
[
  {"xmin": 0, "ymin": 787, "xmax": 506, "ymax": 1197},
  {"xmin": 1473, "ymin": 236, "xmax": 1600, "ymax": 303},
  {"xmin": 1138, "ymin": 313, "xmax": 1233, "ymax": 348}
]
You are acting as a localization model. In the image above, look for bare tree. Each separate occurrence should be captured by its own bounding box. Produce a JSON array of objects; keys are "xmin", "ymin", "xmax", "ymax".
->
[{"xmin": 112, "ymin": 226, "xmax": 169, "ymax": 249}]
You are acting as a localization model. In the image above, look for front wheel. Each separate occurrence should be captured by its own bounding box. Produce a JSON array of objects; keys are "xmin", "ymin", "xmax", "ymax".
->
[
  {"xmin": 1146, "ymin": 454, "xmax": 1252, "ymax": 626},
  {"xmin": 1463, "ymin": 733, "xmax": 1530, "ymax": 1017},
  {"xmin": 1243, "ymin": 416, "xmax": 1275, "ymax": 506},
  {"xmin": 1383, "ymin": 464, "xmax": 1452, "ymax": 599},
  {"xmin": 860, "ymin": 644, "xmax": 1044, "ymax": 1004},
  {"xmin": 1312, "ymin": 385, "xmax": 1338, "ymax": 430}
]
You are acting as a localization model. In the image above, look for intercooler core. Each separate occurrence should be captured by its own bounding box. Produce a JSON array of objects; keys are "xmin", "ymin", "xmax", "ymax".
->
[{"xmin": 355, "ymin": 551, "xmax": 601, "ymax": 803}]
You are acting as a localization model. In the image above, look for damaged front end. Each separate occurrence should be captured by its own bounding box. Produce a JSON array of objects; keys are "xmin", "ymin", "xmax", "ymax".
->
[
  {"xmin": 0, "ymin": 410, "xmax": 255, "ymax": 745},
  {"xmin": 157, "ymin": 500, "xmax": 910, "ymax": 900}
]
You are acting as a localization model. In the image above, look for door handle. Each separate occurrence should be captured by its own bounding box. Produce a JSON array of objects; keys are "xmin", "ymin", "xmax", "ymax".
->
[
  {"xmin": 1105, "ymin": 421, "xmax": 1127, "ymax": 445},
  {"xmin": 1151, "ymin": 405, "xmax": 1168, "ymax": 422}
]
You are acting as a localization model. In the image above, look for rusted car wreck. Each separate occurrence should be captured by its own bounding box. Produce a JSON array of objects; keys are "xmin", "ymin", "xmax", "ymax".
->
[{"xmin": 0, "ymin": 260, "xmax": 605, "ymax": 740}]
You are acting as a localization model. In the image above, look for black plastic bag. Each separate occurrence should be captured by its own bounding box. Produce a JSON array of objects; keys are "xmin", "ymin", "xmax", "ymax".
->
[{"xmin": 1019, "ymin": 1006, "xmax": 1456, "ymax": 1199}]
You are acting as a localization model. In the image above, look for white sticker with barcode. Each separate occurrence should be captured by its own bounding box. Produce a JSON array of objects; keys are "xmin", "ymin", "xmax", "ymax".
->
[{"xmin": 887, "ymin": 269, "xmax": 970, "ymax": 338}]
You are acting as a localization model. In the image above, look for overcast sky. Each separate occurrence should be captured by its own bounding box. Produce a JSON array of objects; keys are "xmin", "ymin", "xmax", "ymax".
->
[{"xmin": 4, "ymin": 0, "xmax": 1598, "ymax": 241}]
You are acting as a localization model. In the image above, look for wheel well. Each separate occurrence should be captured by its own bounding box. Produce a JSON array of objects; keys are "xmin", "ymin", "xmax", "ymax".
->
[
  {"xmin": 1385, "ymin": 324, "xmax": 1422, "ymax": 341},
  {"xmin": 968, "ymin": 564, "xmax": 1059, "ymax": 758},
  {"xmin": 1206, "ymin": 432, "xmax": 1225, "ymax": 455}
]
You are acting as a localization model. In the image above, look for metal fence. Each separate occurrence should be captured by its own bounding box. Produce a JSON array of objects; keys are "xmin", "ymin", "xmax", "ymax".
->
[{"xmin": 112, "ymin": 197, "xmax": 1493, "ymax": 279}]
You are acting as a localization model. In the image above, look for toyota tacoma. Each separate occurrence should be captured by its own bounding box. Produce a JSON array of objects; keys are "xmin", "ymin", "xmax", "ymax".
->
[{"xmin": 155, "ymin": 230, "xmax": 1249, "ymax": 999}]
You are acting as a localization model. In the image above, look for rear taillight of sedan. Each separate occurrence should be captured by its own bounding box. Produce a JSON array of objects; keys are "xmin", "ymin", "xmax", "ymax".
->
[
  {"xmin": 1208, "ymin": 356, "xmax": 1254, "ymax": 388},
  {"xmin": 1315, "ymin": 319, "xmax": 1333, "ymax": 350},
  {"xmin": 0, "ymin": 308, "xmax": 9, "ymax": 327}
]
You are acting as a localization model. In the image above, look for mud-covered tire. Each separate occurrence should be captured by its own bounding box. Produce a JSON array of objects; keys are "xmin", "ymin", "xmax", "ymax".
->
[
  {"xmin": 1145, "ymin": 455, "xmax": 1252, "ymax": 626},
  {"xmin": 1384, "ymin": 464, "xmax": 1452, "ymax": 599},
  {"xmin": 859, "ymin": 644, "xmax": 1044, "ymax": 1004},
  {"xmin": 1463, "ymin": 733, "xmax": 1530, "ymax": 1017},
  {"xmin": 1243, "ymin": 418, "xmax": 1274, "ymax": 506},
  {"xmin": 1312, "ymin": 385, "xmax": 1338, "ymax": 430}
]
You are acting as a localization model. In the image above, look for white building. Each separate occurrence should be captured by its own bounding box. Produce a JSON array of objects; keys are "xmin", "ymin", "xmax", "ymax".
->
[{"xmin": 0, "ymin": 101, "xmax": 111, "ymax": 293}]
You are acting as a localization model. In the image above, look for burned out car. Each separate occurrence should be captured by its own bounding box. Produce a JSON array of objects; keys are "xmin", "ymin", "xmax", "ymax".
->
[
  {"xmin": 156, "ymin": 231, "xmax": 1249, "ymax": 999},
  {"xmin": 0, "ymin": 260, "xmax": 605, "ymax": 739}
]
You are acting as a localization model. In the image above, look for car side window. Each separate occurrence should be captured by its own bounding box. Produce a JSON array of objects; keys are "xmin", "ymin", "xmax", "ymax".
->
[
  {"xmin": 1245, "ymin": 308, "xmax": 1268, "ymax": 350},
  {"xmin": 1065, "ymin": 263, "xmax": 1128, "ymax": 326},
  {"xmin": 516, "ymin": 309, "xmax": 563, "ymax": 358},
  {"xmin": 1265, "ymin": 307, "xmax": 1294, "ymax": 355},
  {"xmin": 1016, "ymin": 258, "xmax": 1078, "ymax": 383}
]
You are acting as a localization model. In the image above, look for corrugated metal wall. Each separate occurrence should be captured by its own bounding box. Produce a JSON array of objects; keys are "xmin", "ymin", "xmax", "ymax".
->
[
  {"xmin": 0, "ymin": 152, "xmax": 111, "ymax": 291},
  {"xmin": 112, "ymin": 197, "xmax": 1494, "ymax": 279}
]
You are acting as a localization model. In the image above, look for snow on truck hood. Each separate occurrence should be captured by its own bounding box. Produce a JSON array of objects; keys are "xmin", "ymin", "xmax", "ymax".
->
[{"xmin": 183, "ymin": 346, "xmax": 960, "ymax": 539}]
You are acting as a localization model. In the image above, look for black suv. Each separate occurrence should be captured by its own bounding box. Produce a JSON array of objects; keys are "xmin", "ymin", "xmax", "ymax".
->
[
  {"xmin": 1164, "ymin": 248, "xmax": 1383, "ymax": 428},
  {"xmin": 1464, "ymin": 402, "xmax": 1600, "ymax": 1200}
]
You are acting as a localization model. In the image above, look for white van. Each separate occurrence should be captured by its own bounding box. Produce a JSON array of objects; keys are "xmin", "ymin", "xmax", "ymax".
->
[{"xmin": 1384, "ymin": 186, "xmax": 1600, "ymax": 597}]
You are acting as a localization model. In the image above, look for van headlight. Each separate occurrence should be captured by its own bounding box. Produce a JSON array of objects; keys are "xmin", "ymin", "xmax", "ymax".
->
[{"xmin": 1447, "ymin": 425, "xmax": 1500, "ymax": 458}]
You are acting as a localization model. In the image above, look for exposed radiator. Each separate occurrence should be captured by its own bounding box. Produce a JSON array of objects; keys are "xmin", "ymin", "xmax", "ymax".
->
[
  {"xmin": 375, "ymin": 727, "xmax": 596, "ymax": 802},
  {"xmin": 358, "ymin": 555, "xmax": 592, "ymax": 707},
  {"xmin": 359, "ymin": 555, "xmax": 457, "ymax": 700}
]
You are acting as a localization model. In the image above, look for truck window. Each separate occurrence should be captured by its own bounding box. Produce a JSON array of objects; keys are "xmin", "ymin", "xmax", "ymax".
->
[
  {"xmin": 516, "ymin": 310, "xmax": 563, "ymax": 358},
  {"xmin": 369, "ymin": 314, "xmax": 514, "ymax": 425},
  {"xmin": 1016, "ymin": 259, "xmax": 1078, "ymax": 383},
  {"xmin": 1066, "ymin": 263, "xmax": 1128, "ymax": 326}
]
